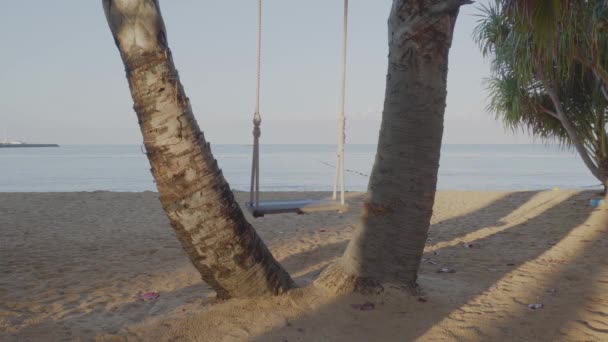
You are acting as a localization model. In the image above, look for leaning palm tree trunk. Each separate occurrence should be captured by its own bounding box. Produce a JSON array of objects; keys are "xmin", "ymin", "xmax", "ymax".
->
[
  {"xmin": 544, "ymin": 87, "xmax": 607, "ymax": 187},
  {"xmin": 102, "ymin": 0, "xmax": 294, "ymax": 299},
  {"xmin": 317, "ymin": 0, "xmax": 469, "ymax": 293}
]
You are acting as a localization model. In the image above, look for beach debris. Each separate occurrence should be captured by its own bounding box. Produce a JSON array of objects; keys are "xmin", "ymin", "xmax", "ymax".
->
[
  {"xmin": 464, "ymin": 243, "xmax": 480, "ymax": 249},
  {"xmin": 433, "ymin": 251, "xmax": 439, "ymax": 255},
  {"xmin": 547, "ymin": 288, "xmax": 558, "ymax": 293},
  {"xmin": 528, "ymin": 303, "xmax": 544, "ymax": 310},
  {"xmin": 319, "ymin": 229, "xmax": 327, "ymax": 233},
  {"xmin": 589, "ymin": 199, "xmax": 605, "ymax": 207},
  {"xmin": 137, "ymin": 291, "xmax": 160, "ymax": 301},
  {"xmin": 553, "ymin": 187, "xmax": 560, "ymax": 192},
  {"xmin": 350, "ymin": 301, "xmax": 375, "ymax": 311},
  {"xmin": 506, "ymin": 263, "xmax": 516, "ymax": 266},
  {"xmin": 418, "ymin": 296, "xmax": 428, "ymax": 303},
  {"xmin": 422, "ymin": 258, "xmax": 438, "ymax": 265},
  {"xmin": 437, "ymin": 267, "xmax": 456, "ymax": 274}
]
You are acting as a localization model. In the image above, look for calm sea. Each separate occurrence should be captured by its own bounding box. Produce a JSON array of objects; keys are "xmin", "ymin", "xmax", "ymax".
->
[{"xmin": 0, "ymin": 144, "xmax": 600, "ymax": 192}]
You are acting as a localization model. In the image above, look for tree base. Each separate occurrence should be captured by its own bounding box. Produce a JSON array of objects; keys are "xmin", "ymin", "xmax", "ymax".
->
[{"xmin": 314, "ymin": 262, "xmax": 385, "ymax": 296}]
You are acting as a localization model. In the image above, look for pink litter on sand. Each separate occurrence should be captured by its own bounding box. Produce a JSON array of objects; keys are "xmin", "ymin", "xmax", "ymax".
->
[
  {"xmin": 138, "ymin": 292, "xmax": 160, "ymax": 301},
  {"xmin": 350, "ymin": 302, "xmax": 375, "ymax": 311}
]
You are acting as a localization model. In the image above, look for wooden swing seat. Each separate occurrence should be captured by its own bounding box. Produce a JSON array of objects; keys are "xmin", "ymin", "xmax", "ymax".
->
[{"xmin": 246, "ymin": 199, "xmax": 348, "ymax": 218}]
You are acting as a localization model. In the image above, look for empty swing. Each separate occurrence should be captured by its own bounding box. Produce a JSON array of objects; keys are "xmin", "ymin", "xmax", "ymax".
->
[{"xmin": 247, "ymin": 0, "xmax": 349, "ymax": 218}]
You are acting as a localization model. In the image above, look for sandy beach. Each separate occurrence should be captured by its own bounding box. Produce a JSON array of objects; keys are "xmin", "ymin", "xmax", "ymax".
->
[{"xmin": 1, "ymin": 190, "xmax": 607, "ymax": 341}]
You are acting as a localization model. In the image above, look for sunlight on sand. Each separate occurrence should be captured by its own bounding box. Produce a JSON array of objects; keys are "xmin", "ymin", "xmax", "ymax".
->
[
  {"xmin": 1, "ymin": 190, "xmax": 607, "ymax": 341},
  {"xmin": 425, "ymin": 191, "xmax": 571, "ymax": 253},
  {"xmin": 419, "ymin": 200, "xmax": 608, "ymax": 341}
]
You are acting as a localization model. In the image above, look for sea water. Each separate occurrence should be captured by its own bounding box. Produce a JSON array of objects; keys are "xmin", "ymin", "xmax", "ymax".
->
[{"xmin": 0, "ymin": 144, "xmax": 600, "ymax": 192}]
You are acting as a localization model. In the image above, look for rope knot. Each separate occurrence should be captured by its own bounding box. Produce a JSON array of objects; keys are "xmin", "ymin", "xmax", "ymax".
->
[{"xmin": 253, "ymin": 112, "xmax": 262, "ymax": 126}]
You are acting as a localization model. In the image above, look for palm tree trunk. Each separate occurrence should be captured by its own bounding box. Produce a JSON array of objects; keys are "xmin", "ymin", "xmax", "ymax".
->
[
  {"xmin": 317, "ymin": 0, "xmax": 469, "ymax": 293},
  {"xmin": 102, "ymin": 0, "xmax": 295, "ymax": 299}
]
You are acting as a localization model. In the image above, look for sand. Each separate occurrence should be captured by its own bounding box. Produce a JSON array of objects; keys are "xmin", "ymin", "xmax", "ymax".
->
[{"xmin": 1, "ymin": 190, "xmax": 607, "ymax": 341}]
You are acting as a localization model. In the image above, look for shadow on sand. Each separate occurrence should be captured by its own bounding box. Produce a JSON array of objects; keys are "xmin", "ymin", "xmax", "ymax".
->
[
  {"xmin": 254, "ymin": 191, "xmax": 606, "ymax": 341},
  {"xmin": 4, "ymin": 191, "xmax": 606, "ymax": 341}
]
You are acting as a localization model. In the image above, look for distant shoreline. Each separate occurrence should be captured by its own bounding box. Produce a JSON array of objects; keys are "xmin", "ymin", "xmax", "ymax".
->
[
  {"xmin": 0, "ymin": 143, "xmax": 59, "ymax": 148},
  {"xmin": 0, "ymin": 144, "xmax": 597, "ymax": 192}
]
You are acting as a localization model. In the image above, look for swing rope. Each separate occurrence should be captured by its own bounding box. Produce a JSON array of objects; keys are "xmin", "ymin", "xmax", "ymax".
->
[
  {"xmin": 250, "ymin": 0, "xmax": 348, "ymax": 209},
  {"xmin": 334, "ymin": 0, "xmax": 348, "ymax": 206},
  {"xmin": 250, "ymin": 0, "xmax": 262, "ymax": 208}
]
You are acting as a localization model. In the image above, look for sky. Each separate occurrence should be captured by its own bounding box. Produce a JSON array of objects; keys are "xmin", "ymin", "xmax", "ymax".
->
[{"xmin": 0, "ymin": 0, "xmax": 534, "ymax": 145}]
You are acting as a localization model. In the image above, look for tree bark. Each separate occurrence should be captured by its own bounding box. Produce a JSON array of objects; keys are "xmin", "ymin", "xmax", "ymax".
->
[
  {"xmin": 102, "ymin": 0, "xmax": 295, "ymax": 299},
  {"xmin": 317, "ymin": 0, "xmax": 468, "ymax": 293}
]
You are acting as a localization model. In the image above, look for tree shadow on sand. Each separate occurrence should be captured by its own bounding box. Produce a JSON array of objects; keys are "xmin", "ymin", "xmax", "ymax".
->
[
  {"xmin": 278, "ymin": 240, "xmax": 349, "ymax": 285},
  {"xmin": 254, "ymin": 191, "xmax": 603, "ymax": 341},
  {"xmin": 479, "ymin": 216, "xmax": 608, "ymax": 340},
  {"xmin": 428, "ymin": 190, "xmax": 540, "ymax": 244},
  {"xmin": 272, "ymin": 190, "xmax": 540, "ymax": 287}
]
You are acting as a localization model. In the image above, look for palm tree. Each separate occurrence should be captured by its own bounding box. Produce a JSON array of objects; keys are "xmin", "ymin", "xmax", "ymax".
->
[
  {"xmin": 475, "ymin": 0, "xmax": 608, "ymax": 193},
  {"xmin": 102, "ymin": 0, "xmax": 295, "ymax": 299},
  {"xmin": 317, "ymin": 0, "xmax": 471, "ymax": 293},
  {"xmin": 502, "ymin": 0, "xmax": 608, "ymax": 95},
  {"xmin": 103, "ymin": 0, "xmax": 470, "ymax": 299}
]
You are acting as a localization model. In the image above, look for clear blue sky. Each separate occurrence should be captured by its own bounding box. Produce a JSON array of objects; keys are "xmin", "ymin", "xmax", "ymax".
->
[{"xmin": 0, "ymin": 0, "xmax": 533, "ymax": 145}]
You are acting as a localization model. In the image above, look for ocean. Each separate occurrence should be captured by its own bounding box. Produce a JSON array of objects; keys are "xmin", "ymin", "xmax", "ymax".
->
[{"xmin": 0, "ymin": 144, "xmax": 600, "ymax": 192}]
